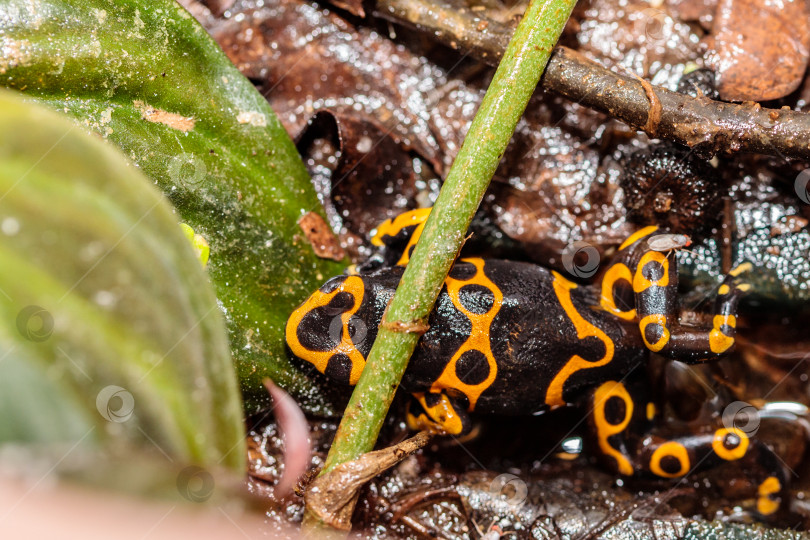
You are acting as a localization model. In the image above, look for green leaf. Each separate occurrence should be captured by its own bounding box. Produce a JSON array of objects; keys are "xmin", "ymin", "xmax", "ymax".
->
[
  {"xmin": 0, "ymin": 0, "xmax": 346, "ymax": 414},
  {"xmin": 0, "ymin": 89, "xmax": 245, "ymax": 486}
]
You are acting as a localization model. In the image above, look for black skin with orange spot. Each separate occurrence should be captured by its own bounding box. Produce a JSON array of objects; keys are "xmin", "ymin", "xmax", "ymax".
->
[
  {"xmin": 285, "ymin": 209, "xmax": 789, "ymax": 516},
  {"xmin": 366, "ymin": 260, "xmax": 646, "ymax": 414}
]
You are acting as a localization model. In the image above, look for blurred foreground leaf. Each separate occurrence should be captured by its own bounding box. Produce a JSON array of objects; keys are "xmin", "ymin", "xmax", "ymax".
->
[
  {"xmin": 0, "ymin": 0, "xmax": 345, "ymax": 414},
  {"xmin": 0, "ymin": 89, "xmax": 244, "ymax": 493}
]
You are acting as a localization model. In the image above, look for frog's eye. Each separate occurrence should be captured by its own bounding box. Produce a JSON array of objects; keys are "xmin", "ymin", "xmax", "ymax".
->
[{"xmin": 647, "ymin": 234, "xmax": 691, "ymax": 252}]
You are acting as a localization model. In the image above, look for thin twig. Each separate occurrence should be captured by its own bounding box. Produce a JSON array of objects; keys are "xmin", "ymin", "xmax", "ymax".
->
[{"xmin": 376, "ymin": 0, "xmax": 810, "ymax": 161}]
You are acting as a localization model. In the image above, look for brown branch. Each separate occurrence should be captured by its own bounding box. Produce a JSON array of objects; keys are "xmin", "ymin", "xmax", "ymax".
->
[{"xmin": 375, "ymin": 0, "xmax": 810, "ymax": 161}]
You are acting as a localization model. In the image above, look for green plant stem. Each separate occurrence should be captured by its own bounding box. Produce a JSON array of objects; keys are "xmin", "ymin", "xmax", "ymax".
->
[{"xmin": 304, "ymin": 0, "xmax": 577, "ymax": 531}]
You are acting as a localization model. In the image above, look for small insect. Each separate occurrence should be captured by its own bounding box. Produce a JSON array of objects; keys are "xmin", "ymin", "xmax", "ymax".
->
[{"xmin": 647, "ymin": 233, "xmax": 691, "ymax": 252}]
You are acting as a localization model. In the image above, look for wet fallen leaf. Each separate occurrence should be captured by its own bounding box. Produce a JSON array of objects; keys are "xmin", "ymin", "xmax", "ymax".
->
[
  {"xmin": 669, "ymin": 0, "xmax": 717, "ymax": 30},
  {"xmin": 208, "ymin": 0, "xmax": 641, "ymax": 262},
  {"xmin": 707, "ymin": 0, "xmax": 810, "ymax": 102},
  {"xmin": 298, "ymin": 211, "xmax": 346, "ymax": 261},
  {"xmin": 210, "ymin": 0, "xmax": 444, "ymax": 172},
  {"xmin": 575, "ymin": 0, "xmax": 701, "ymax": 88},
  {"xmin": 296, "ymin": 111, "xmax": 428, "ymax": 260}
]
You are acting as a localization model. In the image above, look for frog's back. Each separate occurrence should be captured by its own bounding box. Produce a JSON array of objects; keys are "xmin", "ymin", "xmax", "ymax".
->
[
  {"xmin": 287, "ymin": 258, "xmax": 640, "ymax": 413},
  {"xmin": 403, "ymin": 259, "xmax": 638, "ymax": 414}
]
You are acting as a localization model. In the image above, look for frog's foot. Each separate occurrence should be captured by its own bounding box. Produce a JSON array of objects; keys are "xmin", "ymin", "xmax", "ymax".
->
[
  {"xmin": 371, "ymin": 207, "xmax": 431, "ymax": 267},
  {"xmin": 633, "ymin": 255, "xmax": 753, "ymax": 362},
  {"xmin": 637, "ymin": 428, "xmax": 786, "ymax": 517},
  {"xmin": 705, "ymin": 262, "xmax": 752, "ymax": 354},
  {"xmin": 406, "ymin": 391, "xmax": 471, "ymax": 436},
  {"xmin": 719, "ymin": 261, "xmax": 753, "ymax": 297}
]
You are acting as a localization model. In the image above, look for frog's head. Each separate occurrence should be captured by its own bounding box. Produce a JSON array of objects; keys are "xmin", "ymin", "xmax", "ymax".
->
[{"xmin": 284, "ymin": 268, "xmax": 401, "ymax": 385}]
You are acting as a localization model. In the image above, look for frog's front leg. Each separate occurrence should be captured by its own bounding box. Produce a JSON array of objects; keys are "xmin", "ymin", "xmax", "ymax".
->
[
  {"xmin": 406, "ymin": 391, "xmax": 472, "ymax": 436},
  {"xmin": 587, "ymin": 379, "xmax": 786, "ymax": 516},
  {"xmin": 370, "ymin": 207, "xmax": 432, "ymax": 267},
  {"xmin": 632, "ymin": 235, "xmax": 751, "ymax": 362}
]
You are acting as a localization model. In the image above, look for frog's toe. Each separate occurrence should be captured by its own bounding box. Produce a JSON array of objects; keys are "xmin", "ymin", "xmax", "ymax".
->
[{"xmin": 407, "ymin": 392, "xmax": 471, "ymax": 436}]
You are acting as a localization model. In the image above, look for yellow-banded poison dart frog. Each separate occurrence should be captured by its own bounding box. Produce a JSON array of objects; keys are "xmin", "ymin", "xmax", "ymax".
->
[{"xmin": 285, "ymin": 208, "xmax": 787, "ymax": 517}]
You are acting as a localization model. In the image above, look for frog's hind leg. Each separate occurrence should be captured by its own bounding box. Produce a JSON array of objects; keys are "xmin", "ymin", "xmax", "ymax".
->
[
  {"xmin": 635, "ymin": 426, "xmax": 786, "ymax": 517},
  {"xmin": 587, "ymin": 379, "xmax": 787, "ymax": 517},
  {"xmin": 406, "ymin": 391, "xmax": 472, "ymax": 436}
]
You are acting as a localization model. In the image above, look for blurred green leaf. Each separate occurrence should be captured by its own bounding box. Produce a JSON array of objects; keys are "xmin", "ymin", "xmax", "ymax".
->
[
  {"xmin": 0, "ymin": 0, "xmax": 346, "ymax": 414},
  {"xmin": 0, "ymin": 89, "xmax": 244, "ymax": 487}
]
